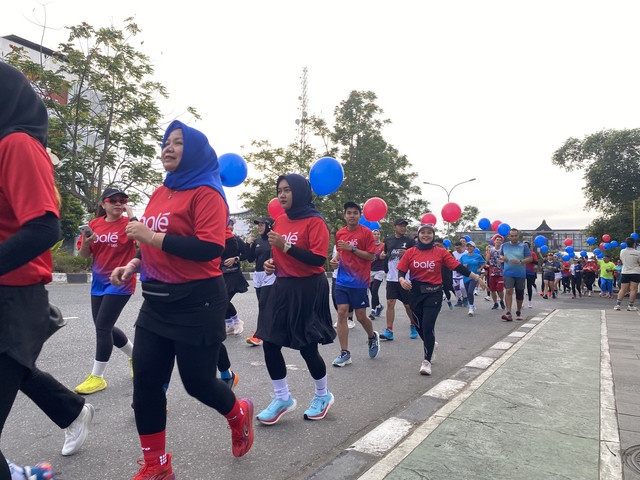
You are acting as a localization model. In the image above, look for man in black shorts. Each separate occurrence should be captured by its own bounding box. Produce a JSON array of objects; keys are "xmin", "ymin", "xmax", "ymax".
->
[{"xmin": 379, "ymin": 219, "xmax": 415, "ymax": 340}]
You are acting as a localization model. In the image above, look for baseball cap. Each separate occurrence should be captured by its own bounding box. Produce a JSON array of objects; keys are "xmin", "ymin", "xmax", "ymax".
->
[
  {"xmin": 418, "ymin": 223, "xmax": 435, "ymax": 233},
  {"xmin": 254, "ymin": 218, "xmax": 272, "ymax": 225},
  {"xmin": 394, "ymin": 218, "xmax": 409, "ymax": 226},
  {"xmin": 101, "ymin": 187, "xmax": 128, "ymax": 200},
  {"xmin": 467, "ymin": 240, "xmax": 476, "ymax": 247}
]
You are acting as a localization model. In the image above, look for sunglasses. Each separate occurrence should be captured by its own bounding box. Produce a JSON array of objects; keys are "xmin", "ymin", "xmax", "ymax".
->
[{"xmin": 105, "ymin": 197, "xmax": 128, "ymax": 204}]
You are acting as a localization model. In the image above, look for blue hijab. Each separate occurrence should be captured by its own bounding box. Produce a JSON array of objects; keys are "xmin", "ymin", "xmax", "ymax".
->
[
  {"xmin": 162, "ymin": 120, "xmax": 228, "ymax": 208},
  {"xmin": 277, "ymin": 174, "xmax": 325, "ymax": 222}
]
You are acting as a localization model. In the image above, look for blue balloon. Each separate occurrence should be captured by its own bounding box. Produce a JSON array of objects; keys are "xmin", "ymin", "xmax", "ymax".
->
[
  {"xmin": 565, "ymin": 246, "xmax": 574, "ymax": 254},
  {"xmin": 359, "ymin": 217, "xmax": 372, "ymax": 229},
  {"xmin": 443, "ymin": 239, "xmax": 451, "ymax": 248},
  {"xmin": 632, "ymin": 232, "xmax": 639, "ymax": 240},
  {"xmin": 561, "ymin": 254, "xmax": 569, "ymax": 261},
  {"xmin": 580, "ymin": 250, "xmax": 588, "ymax": 257},
  {"xmin": 219, "ymin": 153, "xmax": 248, "ymax": 187},
  {"xmin": 497, "ymin": 222, "xmax": 511, "ymax": 237},
  {"xmin": 569, "ymin": 252, "xmax": 575, "ymax": 258},
  {"xmin": 474, "ymin": 248, "xmax": 480, "ymax": 254},
  {"xmin": 540, "ymin": 245, "xmax": 549, "ymax": 253},
  {"xmin": 478, "ymin": 218, "xmax": 491, "ymax": 230},
  {"xmin": 593, "ymin": 248, "xmax": 602, "ymax": 255},
  {"xmin": 620, "ymin": 242, "xmax": 628, "ymax": 249},
  {"xmin": 534, "ymin": 235, "xmax": 547, "ymax": 247},
  {"xmin": 587, "ymin": 237, "xmax": 596, "ymax": 245},
  {"xmin": 309, "ymin": 157, "xmax": 343, "ymax": 196},
  {"xmin": 464, "ymin": 235, "xmax": 471, "ymax": 242},
  {"xmin": 603, "ymin": 242, "xmax": 611, "ymax": 250},
  {"xmin": 611, "ymin": 240, "xmax": 618, "ymax": 248},
  {"xmin": 597, "ymin": 253, "xmax": 604, "ymax": 259}
]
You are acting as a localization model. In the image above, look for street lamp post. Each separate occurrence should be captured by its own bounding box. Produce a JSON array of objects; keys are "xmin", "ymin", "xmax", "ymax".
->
[{"xmin": 423, "ymin": 178, "xmax": 476, "ymax": 236}]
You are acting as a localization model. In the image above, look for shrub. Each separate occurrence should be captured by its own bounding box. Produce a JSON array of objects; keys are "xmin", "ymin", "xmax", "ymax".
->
[{"xmin": 52, "ymin": 252, "xmax": 92, "ymax": 273}]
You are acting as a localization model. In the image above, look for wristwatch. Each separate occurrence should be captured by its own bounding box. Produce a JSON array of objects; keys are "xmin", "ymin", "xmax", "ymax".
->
[
  {"xmin": 283, "ymin": 242, "xmax": 292, "ymax": 253},
  {"xmin": 351, "ymin": 246, "xmax": 356, "ymax": 253}
]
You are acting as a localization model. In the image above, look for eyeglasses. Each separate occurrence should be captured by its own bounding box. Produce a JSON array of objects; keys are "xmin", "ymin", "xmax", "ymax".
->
[{"xmin": 106, "ymin": 197, "xmax": 127, "ymax": 204}]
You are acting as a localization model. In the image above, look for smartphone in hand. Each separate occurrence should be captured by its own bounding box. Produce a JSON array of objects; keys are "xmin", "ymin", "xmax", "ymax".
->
[{"xmin": 78, "ymin": 225, "xmax": 93, "ymax": 237}]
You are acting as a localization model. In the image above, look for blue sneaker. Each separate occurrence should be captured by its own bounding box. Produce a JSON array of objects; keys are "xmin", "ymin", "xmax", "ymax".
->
[
  {"xmin": 304, "ymin": 391, "xmax": 334, "ymax": 420},
  {"xmin": 256, "ymin": 395, "xmax": 297, "ymax": 425},
  {"xmin": 409, "ymin": 325, "xmax": 418, "ymax": 339},
  {"xmin": 375, "ymin": 305, "xmax": 384, "ymax": 317},
  {"xmin": 368, "ymin": 332, "xmax": 380, "ymax": 358},
  {"xmin": 447, "ymin": 301, "xmax": 453, "ymax": 310},
  {"xmin": 379, "ymin": 328, "xmax": 394, "ymax": 341},
  {"xmin": 333, "ymin": 350, "xmax": 352, "ymax": 367},
  {"xmin": 7, "ymin": 461, "xmax": 55, "ymax": 480},
  {"xmin": 491, "ymin": 303, "xmax": 499, "ymax": 310},
  {"xmin": 454, "ymin": 299, "xmax": 463, "ymax": 307}
]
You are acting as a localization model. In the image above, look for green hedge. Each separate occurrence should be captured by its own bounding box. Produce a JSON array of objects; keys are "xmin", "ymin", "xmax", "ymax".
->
[{"xmin": 52, "ymin": 252, "xmax": 92, "ymax": 273}]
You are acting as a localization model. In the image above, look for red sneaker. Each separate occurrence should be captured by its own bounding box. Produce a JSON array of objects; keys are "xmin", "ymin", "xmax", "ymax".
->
[
  {"xmin": 133, "ymin": 453, "xmax": 174, "ymax": 480},
  {"xmin": 230, "ymin": 398, "xmax": 254, "ymax": 457}
]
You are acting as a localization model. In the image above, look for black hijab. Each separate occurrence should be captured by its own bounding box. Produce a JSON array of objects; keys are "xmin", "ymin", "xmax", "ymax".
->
[
  {"xmin": 277, "ymin": 174, "xmax": 326, "ymax": 222},
  {"xmin": 0, "ymin": 62, "xmax": 49, "ymax": 147}
]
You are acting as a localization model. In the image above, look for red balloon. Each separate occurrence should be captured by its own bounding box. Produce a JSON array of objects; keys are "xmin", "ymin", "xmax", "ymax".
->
[
  {"xmin": 268, "ymin": 197, "xmax": 285, "ymax": 220},
  {"xmin": 363, "ymin": 197, "xmax": 387, "ymax": 222},
  {"xmin": 421, "ymin": 212, "xmax": 437, "ymax": 225},
  {"xmin": 600, "ymin": 242, "xmax": 605, "ymax": 250},
  {"xmin": 441, "ymin": 202, "xmax": 462, "ymax": 223},
  {"xmin": 564, "ymin": 238, "xmax": 573, "ymax": 247},
  {"xmin": 602, "ymin": 234, "xmax": 611, "ymax": 242},
  {"xmin": 491, "ymin": 220, "xmax": 502, "ymax": 232}
]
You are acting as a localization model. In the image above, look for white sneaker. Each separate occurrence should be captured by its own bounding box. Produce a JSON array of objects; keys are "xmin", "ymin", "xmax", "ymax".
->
[
  {"xmin": 468, "ymin": 306, "xmax": 474, "ymax": 316},
  {"xmin": 333, "ymin": 321, "xmax": 338, "ymax": 328},
  {"xmin": 528, "ymin": 301, "xmax": 533, "ymax": 308},
  {"xmin": 628, "ymin": 306, "xmax": 638, "ymax": 311},
  {"xmin": 484, "ymin": 295, "xmax": 492, "ymax": 302},
  {"xmin": 347, "ymin": 317, "xmax": 355, "ymax": 329},
  {"xmin": 62, "ymin": 403, "xmax": 94, "ymax": 456},
  {"xmin": 225, "ymin": 322, "xmax": 234, "ymax": 334},
  {"xmin": 420, "ymin": 360, "xmax": 432, "ymax": 375},
  {"xmin": 232, "ymin": 320, "xmax": 244, "ymax": 335}
]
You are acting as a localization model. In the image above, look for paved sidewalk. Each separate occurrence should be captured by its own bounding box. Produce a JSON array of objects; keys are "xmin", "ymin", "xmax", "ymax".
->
[{"xmin": 350, "ymin": 309, "xmax": 640, "ymax": 480}]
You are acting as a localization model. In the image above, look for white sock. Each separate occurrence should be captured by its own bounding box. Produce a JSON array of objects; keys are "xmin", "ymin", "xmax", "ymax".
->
[
  {"xmin": 313, "ymin": 375, "xmax": 328, "ymax": 397},
  {"xmin": 272, "ymin": 377, "xmax": 290, "ymax": 400},
  {"xmin": 91, "ymin": 360, "xmax": 108, "ymax": 377},
  {"xmin": 119, "ymin": 340, "xmax": 133, "ymax": 358}
]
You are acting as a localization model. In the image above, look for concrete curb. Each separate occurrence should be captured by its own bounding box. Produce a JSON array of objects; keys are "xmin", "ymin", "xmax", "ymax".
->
[{"xmin": 51, "ymin": 271, "xmax": 336, "ymax": 284}]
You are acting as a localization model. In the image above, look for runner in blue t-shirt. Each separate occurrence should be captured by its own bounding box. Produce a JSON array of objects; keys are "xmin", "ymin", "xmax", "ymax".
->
[
  {"xmin": 459, "ymin": 242, "xmax": 485, "ymax": 317},
  {"xmin": 498, "ymin": 228, "xmax": 532, "ymax": 321}
]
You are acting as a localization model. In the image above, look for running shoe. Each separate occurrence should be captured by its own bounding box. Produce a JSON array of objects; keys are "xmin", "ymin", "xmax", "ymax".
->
[
  {"xmin": 608, "ymin": 294, "xmax": 613, "ymax": 299},
  {"xmin": 368, "ymin": 332, "xmax": 380, "ymax": 358},
  {"xmin": 74, "ymin": 375, "xmax": 106, "ymax": 395},
  {"xmin": 332, "ymin": 350, "xmax": 352, "ymax": 367},
  {"xmin": 379, "ymin": 328, "xmax": 394, "ymax": 341},
  {"xmin": 409, "ymin": 324, "xmax": 418, "ymax": 339},
  {"xmin": 600, "ymin": 293, "xmax": 606, "ymax": 297},
  {"xmin": 500, "ymin": 301, "xmax": 506, "ymax": 310},
  {"xmin": 375, "ymin": 305, "xmax": 385, "ymax": 317},
  {"xmin": 468, "ymin": 306, "xmax": 475, "ymax": 317},
  {"xmin": 501, "ymin": 312, "xmax": 513, "ymax": 322},
  {"xmin": 246, "ymin": 333, "xmax": 263, "ymax": 346},
  {"xmin": 491, "ymin": 303, "xmax": 499, "ymax": 310},
  {"xmin": 232, "ymin": 320, "xmax": 245, "ymax": 335},
  {"xmin": 528, "ymin": 301, "xmax": 533, "ymax": 308},
  {"xmin": 540, "ymin": 292, "xmax": 545, "ymax": 297},
  {"xmin": 370, "ymin": 308, "xmax": 377, "ymax": 318},
  {"xmin": 447, "ymin": 301, "xmax": 453, "ymax": 310},
  {"xmin": 419, "ymin": 360, "xmax": 432, "ymax": 375},
  {"xmin": 614, "ymin": 305, "xmax": 621, "ymax": 311},
  {"xmin": 225, "ymin": 322, "xmax": 234, "ymax": 334},
  {"xmin": 62, "ymin": 403, "xmax": 94, "ymax": 456},
  {"xmin": 588, "ymin": 292, "xmax": 592, "ymax": 297},
  {"xmin": 578, "ymin": 293, "xmax": 582, "ymax": 298},
  {"xmin": 132, "ymin": 453, "xmax": 174, "ymax": 480},
  {"xmin": 552, "ymin": 292, "xmax": 556, "ymax": 299},
  {"xmin": 347, "ymin": 317, "xmax": 356, "ymax": 329},
  {"xmin": 628, "ymin": 306, "xmax": 638, "ymax": 311},
  {"xmin": 304, "ymin": 391, "xmax": 334, "ymax": 420},
  {"xmin": 515, "ymin": 311, "xmax": 523, "ymax": 321},
  {"xmin": 572, "ymin": 295, "xmax": 576, "ymax": 299},
  {"xmin": 8, "ymin": 461, "xmax": 55, "ymax": 480},
  {"xmin": 230, "ymin": 398, "xmax": 254, "ymax": 457},
  {"xmin": 484, "ymin": 295, "xmax": 492, "ymax": 302},
  {"xmin": 222, "ymin": 372, "xmax": 239, "ymax": 391},
  {"xmin": 454, "ymin": 299, "xmax": 463, "ymax": 307},
  {"xmin": 257, "ymin": 395, "xmax": 297, "ymax": 425},
  {"xmin": 543, "ymin": 295, "xmax": 548, "ymax": 299}
]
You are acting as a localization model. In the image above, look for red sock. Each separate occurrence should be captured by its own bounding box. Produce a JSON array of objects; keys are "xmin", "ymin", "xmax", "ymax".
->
[
  {"xmin": 224, "ymin": 399, "xmax": 244, "ymax": 428},
  {"xmin": 387, "ymin": 326, "xmax": 393, "ymax": 331},
  {"xmin": 140, "ymin": 430, "xmax": 166, "ymax": 465}
]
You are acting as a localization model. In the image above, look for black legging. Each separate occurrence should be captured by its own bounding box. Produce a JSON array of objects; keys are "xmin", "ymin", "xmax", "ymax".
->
[
  {"xmin": 583, "ymin": 272, "xmax": 596, "ymax": 292},
  {"xmin": 370, "ymin": 278, "xmax": 383, "ymax": 308},
  {"xmin": 571, "ymin": 274, "xmax": 582, "ymax": 296},
  {"xmin": 561, "ymin": 276, "xmax": 571, "ymax": 293},
  {"xmin": 132, "ymin": 325, "xmax": 236, "ymax": 435},
  {"xmin": 91, "ymin": 294, "xmax": 130, "ymax": 362},
  {"xmin": 409, "ymin": 290, "xmax": 442, "ymax": 362},
  {"xmin": 262, "ymin": 341, "xmax": 326, "ymax": 381},
  {"xmin": 526, "ymin": 274, "xmax": 537, "ymax": 301},
  {"xmin": 225, "ymin": 291, "xmax": 238, "ymax": 318}
]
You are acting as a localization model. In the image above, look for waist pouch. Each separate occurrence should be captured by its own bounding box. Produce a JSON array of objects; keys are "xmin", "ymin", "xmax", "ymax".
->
[
  {"xmin": 413, "ymin": 283, "xmax": 443, "ymax": 294},
  {"xmin": 141, "ymin": 280, "xmax": 198, "ymax": 303},
  {"xmin": 47, "ymin": 303, "xmax": 66, "ymax": 339}
]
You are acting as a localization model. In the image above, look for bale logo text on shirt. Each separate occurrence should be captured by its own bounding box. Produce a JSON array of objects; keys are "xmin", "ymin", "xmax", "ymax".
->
[
  {"xmin": 94, "ymin": 232, "xmax": 119, "ymax": 248},
  {"xmin": 413, "ymin": 259, "xmax": 436, "ymax": 271},
  {"xmin": 140, "ymin": 212, "xmax": 171, "ymax": 233},
  {"xmin": 283, "ymin": 231, "xmax": 299, "ymax": 244}
]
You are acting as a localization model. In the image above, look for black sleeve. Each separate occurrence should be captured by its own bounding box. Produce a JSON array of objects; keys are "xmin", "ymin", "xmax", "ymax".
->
[
  {"xmin": 454, "ymin": 264, "xmax": 472, "ymax": 277},
  {"xmin": 161, "ymin": 234, "xmax": 224, "ymax": 262},
  {"xmin": 287, "ymin": 245, "xmax": 326, "ymax": 267},
  {"xmin": 0, "ymin": 212, "xmax": 60, "ymax": 277},
  {"xmin": 398, "ymin": 269, "xmax": 407, "ymax": 279},
  {"xmin": 243, "ymin": 241, "xmax": 257, "ymax": 263}
]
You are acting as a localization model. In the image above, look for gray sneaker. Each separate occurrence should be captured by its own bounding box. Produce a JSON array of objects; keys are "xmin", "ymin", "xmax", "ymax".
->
[
  {"xmin": 62, "ymin": 403, "xmax": 94, "ymax": 456},
  {"xmin": 628, "ymin": 306, "xmax": 638, "ymax": 311}
]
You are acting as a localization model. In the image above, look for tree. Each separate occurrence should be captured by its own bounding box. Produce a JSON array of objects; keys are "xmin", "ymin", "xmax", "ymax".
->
[{"xmin": 3, "ymin": 19, "xmax": 189, "ymax": 215}]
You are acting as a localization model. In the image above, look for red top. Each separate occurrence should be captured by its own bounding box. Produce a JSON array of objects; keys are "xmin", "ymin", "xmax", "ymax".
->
[
  {"xmin": 272, "ymin": 215, "xmax": 329, "ymax": 278},
  {"xmin": 0, "ymin": 133, "xmax": 59, "ymax": 286},
  {"xmin": 139, "ymin": 185, "xmax": 227, "ymax": 284},
  {"xmin": 397, "ymin": 246, "xmax": 462, "ymax": 284},
  {"xmin": 335, "ymin": 225, "xmax": 375, "ymax": 288}
]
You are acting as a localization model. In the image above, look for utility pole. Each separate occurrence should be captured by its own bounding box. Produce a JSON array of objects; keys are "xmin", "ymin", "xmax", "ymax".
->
[{"xmin": 295, "ymin": 67, "xmax": 309, "ymax": 155}]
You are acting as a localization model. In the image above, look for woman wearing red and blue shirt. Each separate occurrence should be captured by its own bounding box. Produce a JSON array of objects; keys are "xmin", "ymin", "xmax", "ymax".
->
[
  {"xmin": 75, "ymin": 187, "xmax": 136, "ymax": 395},
  {"xmin": 110, "ymin": 121, "xmax": 253, "ymax": 479},
  {"xmin": 255, "ymin": 174, "xmax": 336, "ymax": 424},
  {"xmin": 398, "ymin": 223, "xmax": 486, "ymax": 375}
]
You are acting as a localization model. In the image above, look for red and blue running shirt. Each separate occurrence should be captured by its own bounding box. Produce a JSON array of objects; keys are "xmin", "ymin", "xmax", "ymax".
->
[
  {"xmin": 0, "ymin": 133, "xmax": 59, "ymax": 286},
  {"xmin": 272, "ymin": 215, "xmax": 329, "ymax": 278},
  {"xmin": 335, "ymin": 225, "xmax": 375, "ymax": 288},
  {"xmin": 85, "ymin": 216, "xmax": 137, "ymax": 296},
  {"xmin": 139, "ymin": 185, "xmax": 227, "ymax": 284},
  {"xmin": 397, "ymin": 246, "xmax": 462, "ymax": 284}
]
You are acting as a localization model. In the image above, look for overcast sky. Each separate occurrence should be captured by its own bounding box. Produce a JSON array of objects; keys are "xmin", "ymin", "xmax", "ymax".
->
[{"xmin": 3, "ymin": 1, "xmax": 640, "ymax": 230}]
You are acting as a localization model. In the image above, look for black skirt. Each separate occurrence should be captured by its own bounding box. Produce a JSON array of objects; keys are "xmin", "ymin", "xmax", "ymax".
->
[
  {"xmin": 255, "ymin": 273, "xmax": 335, "ymax": 350},
  {"xmin": 136, "ymin": 276, "xmax": 228, "ymax": 346},
  {"xmin": 223, "ymin": 270, "xmax": 249, "ymax": 296}
]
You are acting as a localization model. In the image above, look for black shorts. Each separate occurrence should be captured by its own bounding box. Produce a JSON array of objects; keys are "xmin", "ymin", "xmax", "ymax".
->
[
  {"xmin": 620, "ymin": 273, "xmax": 640, "ymax": 284},
  {"xmin": 386, "ymin": 281, "xmax": 410, "ymax": 305}
]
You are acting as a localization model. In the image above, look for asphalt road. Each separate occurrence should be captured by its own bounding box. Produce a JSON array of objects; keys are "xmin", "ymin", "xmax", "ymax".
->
[{"xmin": 1, "ymin": 281, "xmax": 619, "ymax": 479}]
